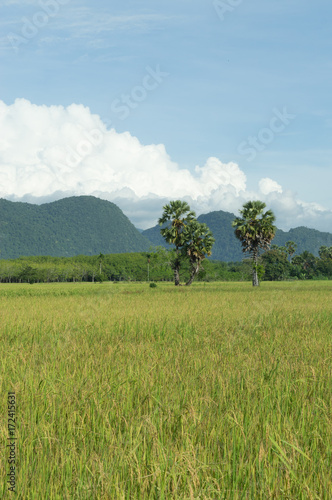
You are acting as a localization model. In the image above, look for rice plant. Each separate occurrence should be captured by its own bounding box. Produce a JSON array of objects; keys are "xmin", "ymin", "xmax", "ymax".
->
[{"xmin": 0, "ymin": 281, "xmax": 331, "ymax": 499}]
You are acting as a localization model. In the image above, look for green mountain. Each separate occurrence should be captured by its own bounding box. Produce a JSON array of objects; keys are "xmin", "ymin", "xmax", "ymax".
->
[
  {"xmin": 0, "ymin": 196, "xmax": 151, "ymax": 259},
  {"xmin": 273, "ymin": 226, "xmax": 332, "ymax": 256},
  {"xmin": 1, "ymin": 197, "xmax": 331, "ymax": 261},
  {"xmin": 142, "ymin": 210, "xmax": 332, "ymax": 261}
]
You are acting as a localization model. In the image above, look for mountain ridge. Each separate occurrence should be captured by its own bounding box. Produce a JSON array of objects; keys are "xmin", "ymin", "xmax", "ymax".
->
[
  {"xmin": 0, "ymin": 196, "xmax": 331, "ymax": 260},
  {"xmin": 0, "ymin": 196, "xmax": 150, "ymax": 259}
]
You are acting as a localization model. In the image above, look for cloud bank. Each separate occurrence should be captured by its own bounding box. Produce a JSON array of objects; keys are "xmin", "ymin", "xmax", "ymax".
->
[{"xmin": 0, "ymin": 98, "xmax": 331, "ymax": 231}]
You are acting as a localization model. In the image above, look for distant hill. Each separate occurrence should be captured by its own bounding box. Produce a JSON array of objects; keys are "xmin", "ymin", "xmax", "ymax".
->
[
  {"xmin": 142, "ymin": 210, "xmax": 332, "ymax": 261},
  {"xmin": 1, "ymin": 197, "xmax": 331, "ymax": 261},
  {"xmin": 0, "ymin": 196, "xmax": 151, "ymax": 259},
  {"xmin": 273, "ymin": 226, "xmax": 332, "ymax": 256}
]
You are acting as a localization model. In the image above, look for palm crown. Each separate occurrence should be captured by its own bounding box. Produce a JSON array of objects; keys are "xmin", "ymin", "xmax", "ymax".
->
[
  {"xmin": 232, "ymin": 200, "xmax": 276, "ymax": 255},
  {"xmin": 182, "ymin": 221, "xmax": 215, "ymax": 263},
  {"xmin": 158, "ymin": 200, "xmax": 196, "ymax": 249}
]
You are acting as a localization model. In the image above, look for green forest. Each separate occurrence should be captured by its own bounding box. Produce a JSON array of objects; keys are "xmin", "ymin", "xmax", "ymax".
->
[{"xmin": 0, "ymin": 244, "xmax": 331, "ymax": 284}]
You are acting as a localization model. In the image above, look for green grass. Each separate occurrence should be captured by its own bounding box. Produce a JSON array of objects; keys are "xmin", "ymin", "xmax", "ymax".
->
[{"xmin": 0, "ymin": 281, "xmax": 331, "ymax": 499}]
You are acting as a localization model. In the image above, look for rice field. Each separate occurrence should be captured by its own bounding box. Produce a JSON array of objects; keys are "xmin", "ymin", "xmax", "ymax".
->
[{"xmin": 0, "ymin": 281, "xmax": 331, "ymax": 499}]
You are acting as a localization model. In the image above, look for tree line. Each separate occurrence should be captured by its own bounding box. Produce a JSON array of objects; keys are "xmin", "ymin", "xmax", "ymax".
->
[
  {"xmin": 0, "ymin": 246, "xmax": 330, "ymax": 285},
  {"xmin": 0, "ymin": 250, "xmax": 253, "ymax": 284}
]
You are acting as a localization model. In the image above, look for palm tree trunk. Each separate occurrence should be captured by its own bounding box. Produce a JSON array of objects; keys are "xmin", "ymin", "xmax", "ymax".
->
[
  {"xmin": 186, "ymin": 263, "xmax": 199, "ymax": 286},
  {"xmin": 252, "ymin": 250, "xmax": 259, "ymax": 287},
  {"xmin": 173, "ymin": 252, "xmax": 181, "ymax": 286},
  {"xmin": 174, "ymin": 266, "xmax": 180, "ymax": 286}
]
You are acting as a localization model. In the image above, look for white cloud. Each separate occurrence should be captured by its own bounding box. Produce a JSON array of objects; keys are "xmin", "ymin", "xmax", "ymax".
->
[
  {"xmin": 0, "ymin": 98, "xmax": 331, "ymax": 231},
  {"xmin": 259, "ymin": 177, "xmax": 283, "ymax": 195}
]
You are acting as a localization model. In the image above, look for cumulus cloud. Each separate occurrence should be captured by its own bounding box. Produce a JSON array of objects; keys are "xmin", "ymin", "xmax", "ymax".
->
[
  {"xmin": 259, "ymin": 178, "xmax": 283, "ymax": 195},
  {"xmin": 0, "ymin": 98, "xmax": 331, "ymax": 231}
]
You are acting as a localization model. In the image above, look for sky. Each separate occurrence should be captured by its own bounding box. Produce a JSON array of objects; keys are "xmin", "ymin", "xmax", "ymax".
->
[{"xmin": 0, "ymin": 0, "xmax": 331, "ymax": 231}]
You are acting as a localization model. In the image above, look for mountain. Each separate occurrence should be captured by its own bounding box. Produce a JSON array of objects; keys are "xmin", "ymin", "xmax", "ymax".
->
[
  {"xmin": 141, "ymin": 224, "xmax": 172, "ymax": 249},
  {"xmin": 1, "ymin": 197, "xmax": 331, "ymax": 261},
  {"xmin": 142, "ymin": 210, "xmax": 332, "ymax": 261},
  {"xmin": 273, "ymin": 226, "xmax": 332, "ymax": 256},
  {"xmin": 0, "ymin": 196, "xmax": 151, "ymax": 259}
]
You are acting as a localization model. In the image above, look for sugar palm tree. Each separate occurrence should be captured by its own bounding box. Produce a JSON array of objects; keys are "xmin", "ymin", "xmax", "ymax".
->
[
  {"xmin": 284, "ymin": 241, "xmax": 297, "ymax": 262},
  {"xmin": 158, "ymin": 200, "xmax": 196, "ymax": 285},
  {"xmin": 183, "ymin": 221, "xmax": 215, "ymax": 286},
  {"xmin": 318, "ymin": 246, "xmax": 332, "ymax": 260},
  {"xmin": 232, "ymin": 201, "xmax": 276, "ymax": 286},
  {"xmin": 293, "ymin": 251, "xmax": 316, "ymax": 278}
]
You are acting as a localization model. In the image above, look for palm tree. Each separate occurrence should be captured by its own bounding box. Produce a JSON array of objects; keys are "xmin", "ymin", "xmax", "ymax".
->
[
  {"xmin": 318, "ymin": 246, "xmax": 332, "ymax": 260},
  {"xmin": 293, "ymin": 251, "xmax": 316, "ymax": 278},
  {"xmin": 232, "ymin": 201, "xmax": 276, "ymax": 286},
  {"xmin": 183, "ymin": 221, "xmax": 215, "ymax": 286},
  {"xmin": 284, "ymin": 241, "xmax": 297, "ymax": 262},
  {"xmin": 158, "ymin": 201, "xmax": 196, "ymax": 285}
]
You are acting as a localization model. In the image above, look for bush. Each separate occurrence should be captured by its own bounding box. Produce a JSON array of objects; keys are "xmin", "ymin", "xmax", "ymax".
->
[
  {"xmin": 149, "ymin": 282, "xmax": 157, "ymax": 288},
  {"xmin": 95, "ymin": 273, "xmax": 108, "ymax": 282}
]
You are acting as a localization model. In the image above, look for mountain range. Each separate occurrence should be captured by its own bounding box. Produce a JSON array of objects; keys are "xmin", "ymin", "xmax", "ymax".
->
[
  {"xmin": 0, "ymin": 196, "xmax": 150, "ymax": 259},
  {"xmin": 0, "ymin": 196, "xmax": 331, "ymax": 260}
]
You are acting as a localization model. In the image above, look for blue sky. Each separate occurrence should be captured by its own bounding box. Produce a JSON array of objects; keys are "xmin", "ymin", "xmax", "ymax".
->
[{"xmin": 0, "ymin": 0, "xmax": 331, "ymax": 230}]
